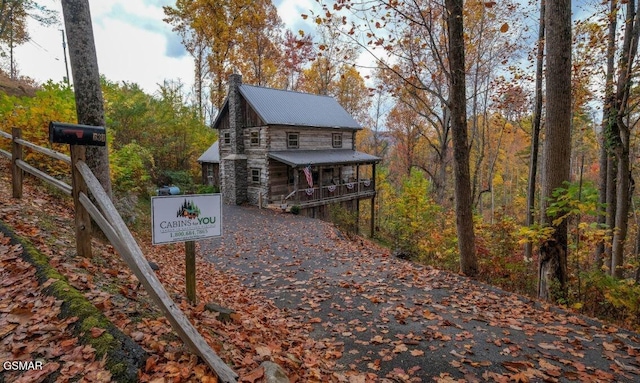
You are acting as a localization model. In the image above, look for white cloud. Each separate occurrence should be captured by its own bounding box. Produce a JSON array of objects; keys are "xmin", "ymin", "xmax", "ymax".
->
[
  {"xmin": 275, "ymin": 0, "xmax": 317, "ymax": 34},
  {"xmin": 13, "ymin": 0, "xmax": 193, "ymax": 94}
]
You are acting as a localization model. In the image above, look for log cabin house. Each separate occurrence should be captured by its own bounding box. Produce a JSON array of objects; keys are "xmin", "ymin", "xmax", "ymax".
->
[{"xmin": 211, "ymin": 74, "xmax": 380, "ymax": 224}]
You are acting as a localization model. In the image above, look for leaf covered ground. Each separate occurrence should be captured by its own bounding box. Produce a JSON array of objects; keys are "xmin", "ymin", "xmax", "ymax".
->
[
  {"xmin": 2, "ymin": 157, "xmax": 640, "ymax": 382},
  {"xmin": 203, "ymin": 205, "xmax": 640, "ymax": 382}
]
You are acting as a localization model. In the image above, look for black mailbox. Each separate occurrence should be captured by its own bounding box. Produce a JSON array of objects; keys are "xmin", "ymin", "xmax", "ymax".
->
[{"xmin": 49, "ymin": 121, "xmax": 106, "ymax": 146}]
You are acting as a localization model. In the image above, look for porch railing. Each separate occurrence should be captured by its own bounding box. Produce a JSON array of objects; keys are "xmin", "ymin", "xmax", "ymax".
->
[{"xmin": 287, "ymin": 179, "xmax": 375, "ymax": 205}]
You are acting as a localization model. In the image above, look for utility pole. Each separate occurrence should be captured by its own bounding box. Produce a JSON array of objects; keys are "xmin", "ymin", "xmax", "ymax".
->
[
  {"xmin": 9, "ymin": 13, "xmax": 14, "ymax": 79},
  {"xmin": 60, "ymin": 29, "xmax": 70, "ymax": 86}
]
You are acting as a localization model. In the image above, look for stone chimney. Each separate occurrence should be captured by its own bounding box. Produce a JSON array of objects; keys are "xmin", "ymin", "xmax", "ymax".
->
[
  {"xmin": 228, "ymin": 73, "xmax": 244, "ymax": 154},
  {"xmin": 221, "ymin": 74, "xmax": 248, "ymax": 205}
]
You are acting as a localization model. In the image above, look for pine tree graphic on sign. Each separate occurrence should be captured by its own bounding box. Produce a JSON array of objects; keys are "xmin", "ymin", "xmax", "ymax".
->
[{"xmin": 176, "ymin": 199, "xmax": 201, "ymax": 219}]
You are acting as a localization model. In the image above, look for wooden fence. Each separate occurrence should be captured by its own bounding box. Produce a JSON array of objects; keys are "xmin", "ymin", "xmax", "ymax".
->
[{"xmin": 0, "ymin": 128, "xmax": 238, "ymax": 382}]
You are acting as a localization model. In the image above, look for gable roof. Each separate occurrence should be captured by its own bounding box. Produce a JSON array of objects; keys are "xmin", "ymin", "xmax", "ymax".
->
[
  {"xmin": 197, "ymin": 141, "xmax": 220, "ymax": 163},
  {"xmin": 213, "ymin": 83, "xmax": 362, "ymax": 130}
]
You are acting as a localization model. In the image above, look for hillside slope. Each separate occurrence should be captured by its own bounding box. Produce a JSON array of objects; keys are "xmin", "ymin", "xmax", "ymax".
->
[{"xmin": 0, "ymin": 72, "xmax": 37, "ymax": 98}]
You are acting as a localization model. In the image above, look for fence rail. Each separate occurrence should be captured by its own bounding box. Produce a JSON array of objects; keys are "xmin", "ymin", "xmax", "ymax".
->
[
  {"xmin": 15, "ymin": 159, "xmax": 72, "ymax": 195},
  {"xmin": 0, "ymin": 128, "xmax": 72, "ymax": 196},
  {"xmin": 0, "ymin": 129, "xmax": 11, "ymax": 158},
  {"xmin": 76, "ymin": 161, "xmax": 237, "ymax": 382},
  {"xmin": 0, "ymin": 127, "xmax": 237, "ymax": 382}
]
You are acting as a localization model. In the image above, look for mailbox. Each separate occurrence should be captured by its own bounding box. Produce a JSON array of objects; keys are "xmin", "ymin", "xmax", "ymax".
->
[
  {"xmin": 49, "ymin": 121, "xmax": 106, "ymax": 146},
  {"xmin": 157, "ymin": 186, "xmax": 181, "ymax": 196}
]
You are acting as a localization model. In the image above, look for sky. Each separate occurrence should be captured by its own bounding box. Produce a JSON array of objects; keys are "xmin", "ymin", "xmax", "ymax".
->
[
  {"xmin": 13, "ymin": 1, "xmax": 592, "ymax": 98},
  {"xmin": 14, "ymin": 0, "xmax": 317, "ymax": 95}
]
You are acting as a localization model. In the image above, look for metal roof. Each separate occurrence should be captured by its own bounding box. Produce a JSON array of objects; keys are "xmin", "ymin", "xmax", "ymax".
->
[
  {"xmin": 268, "ymin": 149, "xmax": 381, "ymax": 167},
  {"xmin": 197, "ymin": 141, "xmax": 220, "ymax": 163},
  {"xmin": 239, "ymin": 85, "xmax": 362, "ymax": 129}
]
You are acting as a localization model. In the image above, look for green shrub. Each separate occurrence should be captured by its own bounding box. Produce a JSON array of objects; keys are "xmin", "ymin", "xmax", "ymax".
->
[
  {"xmin": 111, "ymin": 141, "xmax": 154, "ymax": 194},
  {"xmin": 329, "ymin": 203, "xmax": 357, "ymax": 234},
  {"xmin": 196, "ymin": 184, "xmax": 219, "ymax": 194},
  {"xmin": 290, "ymin": 205, "xmax": 301, "ymax": 215},
  {"xmin": 158, "ymin": 170, "xmax": 196, "ymax": 194}
]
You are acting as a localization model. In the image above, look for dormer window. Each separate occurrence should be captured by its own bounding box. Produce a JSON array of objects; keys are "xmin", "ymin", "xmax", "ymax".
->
[
  {"xmin": 332, "ymin": 133, "xmax": 343, "ymax": 148},
  {"xmin": 287, "ymin": 132, "xmax": 299, "ymax": 149}
]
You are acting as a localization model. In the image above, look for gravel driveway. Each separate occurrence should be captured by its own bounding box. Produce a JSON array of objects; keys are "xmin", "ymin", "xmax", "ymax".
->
[{"xmin": 201, "ymin": 204, "xmax": 640, "ymax": 382}]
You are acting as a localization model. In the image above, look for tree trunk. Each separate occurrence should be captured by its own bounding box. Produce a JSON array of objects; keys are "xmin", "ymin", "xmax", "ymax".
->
[
  {"xmin": 612, "ymin": 141, "xmax": 630, "ymax": 277},
  {"xmin": 538, "ymin": 0, "xmax": 571, "ymax": 301},
  {"xmin": 608, "ymin": 0, "xmax": 640, "ymax": 277},
  {"xmin": 605, "ymin": 156, "xmax": 617, "ymax": 271},
  {"xmin": 595, "ymin": 0, "xmax": 618, "ymax": 270},
  {"xmin": 435, "ymin": 142, "xmax": 448, "ymax": 206},
  {"xmin": 61, "ymin": 0, "xmax": 112, "ymax": 198},
  {"xmin": 446, "ymin": 0, "xmax": 478, "ymax": 277},
  {"xmin": 525, "ymin": 0, "xmax": 545, "ymax": 261},
  {"xmin": 597, "ymin": 0, "xmax": 616, "ymax": 267}
]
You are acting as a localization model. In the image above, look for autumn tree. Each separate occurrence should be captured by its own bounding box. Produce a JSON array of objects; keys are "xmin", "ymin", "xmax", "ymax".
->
[
  {"xmin": 234, "ymin": 0, "xmax": 284, "ymax": 87},
  {"xmin": 319, "ymin": 0, "xmax": 511, "ymax": 276},
  {"xmin": 524, "ymin": 0, "xmax": 545, "ymax": 261},
  {"xmin": 605, "ymin": 0, "xmax": 640, "ymax": 278},
  {"xmin": 597, "ymin": 0, "xmax": 619, "ymax": 270},
  {"xmin": 332, "ymin": 65, "xmax": 371, "ymax": 125},
  {"xmin": 164, "ymin": 0, "xmax": 284, "ymax": 112},
  {"xmin": 0, "ymin": 82, "xmax": 75, "ymax": 176},
  {"xmin": 446, "ymin": 0, "xmax": 478, "ymax": 276},
  {"xmin": 538, "ymin": 0, "xmax": 571, "ymax": 300},
  {"xmin": 465, "ymin": 0, "xmax": 522, "ymax": 213},
  {"xmin": 102, "ymin": 79, "xmax": 216, "ymax": 189},
  {"xmin": 299, "ymin": 13, "xmax": 359, "ymax": 96},
  {"xmin": 186, "ymin": 33, "xmax": 211, "ymax": 124},
  {"xmin": 355, "ymin": 70, "xmax": 391, "ymax": 158},
  {"xmin": 283, "ymin": 30, "xmax": 314, "ymax": 91},
  {"xmin": 386, "ymin": 101, "xmax": 424, "ymax": 179},
  {"xmin": 0, "ymin": 0, "xmax": 56, "ymax": 77}
]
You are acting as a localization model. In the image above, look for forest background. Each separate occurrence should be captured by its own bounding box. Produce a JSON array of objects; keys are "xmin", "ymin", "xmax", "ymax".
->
[{"xmin": 2, "ymin": 0, "xmax": 640, "ymax": 330}]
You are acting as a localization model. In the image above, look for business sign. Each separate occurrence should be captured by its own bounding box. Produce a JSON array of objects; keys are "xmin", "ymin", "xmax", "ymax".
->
[{"xmin": 151, "ymin": 194, "xmax": 222, "ymax": 245}]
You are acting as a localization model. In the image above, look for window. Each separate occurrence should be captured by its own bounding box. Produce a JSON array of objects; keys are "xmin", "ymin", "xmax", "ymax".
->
[
  {"xmin": 287, "ymin": 132, "xmax": 299, "ymax": 149},
  {"xmin": 332, "ymin": 133, "xmax": 343, "ymax": 148},
  {"xmin": 250, "ymin": 131, "xmax": 260, "ymax": 146},
  {"xmin": 223, "ymin": 132, "xmax": 231, "ymax": 145},
  {"xmin": 251, "ymin": 168, "xmax": 261, "ymax": 184}
]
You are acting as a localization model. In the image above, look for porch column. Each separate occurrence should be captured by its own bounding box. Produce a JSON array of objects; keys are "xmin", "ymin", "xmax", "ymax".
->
[
  {"xmin": 372, "ymin": 163, "xmax": 376, "ymax": 190},
  {"xmin": 356, "ymin": 199, "xmax": 360, "ymax": 234},
  {"xmin": 356, "ymin": 164, "xmax": 360, "ymax": 193},
  {"xmin": 371, "ymin": 163, "xmax": 377, "ymax": 237},
  {"xmin": 319, "ymin": 165, "xmax": 324, "ymax": 199},
  {"xmin": 293, "ymin": 167, "xmax": 300, "ymax": 204}
]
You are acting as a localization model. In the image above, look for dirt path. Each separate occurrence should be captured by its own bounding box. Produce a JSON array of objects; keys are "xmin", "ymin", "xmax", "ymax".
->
[{"xmin": 201, "ymin": 204, "xmax": 640, "ymax": 382}]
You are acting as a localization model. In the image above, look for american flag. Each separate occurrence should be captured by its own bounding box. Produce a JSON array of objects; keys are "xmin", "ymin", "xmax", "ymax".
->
[{"xmin": 303, "ymin": 165, "xmax": 313, "ymax": 187}]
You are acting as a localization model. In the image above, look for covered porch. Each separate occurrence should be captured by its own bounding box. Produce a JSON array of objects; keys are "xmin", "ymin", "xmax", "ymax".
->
[{"xmin": 267, "ymin": 149, "xmax": 380, "ymax": 207}]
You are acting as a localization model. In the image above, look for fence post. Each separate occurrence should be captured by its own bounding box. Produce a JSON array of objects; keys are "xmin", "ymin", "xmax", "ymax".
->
[
  {"xmin": 11, "ymin": 128, "xmax": 23, "ymax": 198},
  {"xmin": 70, "ymin": 146, "xmax": 92, "ymax": 257}
]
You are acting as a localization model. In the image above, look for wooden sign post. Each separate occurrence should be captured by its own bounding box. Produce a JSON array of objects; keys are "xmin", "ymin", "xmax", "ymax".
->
[
  {"xmin": 151, "ymin": 194, "xmax": 222, "ymax": 305},
  {"xmin": 185, "ymin": 241, "xmax": 196, "ymax": 305}
]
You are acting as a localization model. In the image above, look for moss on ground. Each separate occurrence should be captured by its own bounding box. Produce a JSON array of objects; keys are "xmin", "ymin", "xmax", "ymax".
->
[{"xmin": 0, "ymin": 221, "xmax": 147, "ymax": 382}]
